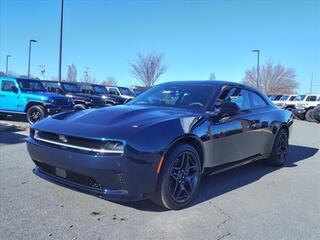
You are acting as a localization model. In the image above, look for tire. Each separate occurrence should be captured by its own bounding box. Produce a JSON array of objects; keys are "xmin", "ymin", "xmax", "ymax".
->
[
  {"xmin": 305, "ymin": 109, "xmax": 314, "ymax": 122},
  {"xmin": 153, "ymin": 144, "xmax": 202, "ymax": 210},
  {"xmin": 74, "ymin": 104, "xmax": 86, "ymax": 110},
  {"xmin": 26, "ymin": 105, "xmax": 46, "ymax": 125},
  {"xmin": 265, "ymin": 128, "xmax": 289, "ymax": 166}
]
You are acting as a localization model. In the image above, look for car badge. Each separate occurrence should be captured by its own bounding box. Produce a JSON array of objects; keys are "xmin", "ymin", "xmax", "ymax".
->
[{"xmin": 59, "ymin": 135, "xmax": 68, "ymax": 143}]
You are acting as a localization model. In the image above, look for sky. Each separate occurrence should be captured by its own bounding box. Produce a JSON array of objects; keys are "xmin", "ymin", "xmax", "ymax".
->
[{"xmin": 0, "ymin": 0, "xmax": 319, "ymax": 93}]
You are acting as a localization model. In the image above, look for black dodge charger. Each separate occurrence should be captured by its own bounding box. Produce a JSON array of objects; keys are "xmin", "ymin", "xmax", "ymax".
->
[{"xmin": 27, "ymin": 81, "xmax": 293, "ymax": 209}]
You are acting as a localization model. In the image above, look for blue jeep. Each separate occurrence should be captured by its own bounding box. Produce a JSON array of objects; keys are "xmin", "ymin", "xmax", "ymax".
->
[{"xmin": 0, "ymin": 77, "xmax": 73, "ymax": 124}]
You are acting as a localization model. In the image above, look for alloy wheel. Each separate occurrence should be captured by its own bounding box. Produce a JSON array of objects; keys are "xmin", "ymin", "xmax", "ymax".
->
[
  {"xmin": 277, "ymin": 132, "xmax": 288, "ymax": 163},
  {"xmin": 168, "ymin": 151, "xmax": 200, "ymax": 203}
]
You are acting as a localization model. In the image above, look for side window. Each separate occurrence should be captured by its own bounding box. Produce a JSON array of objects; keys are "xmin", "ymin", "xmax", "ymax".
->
[
  {"xmin": 306, "ymin": 95, "xmax": 317, "ymax": 101},
  {"xmin": 249, "ymin": 91, "xmax": 269, "ymax": 109},
  {"xmin": 219, "ymin": 88, "xmax": 250, "ymax": 111},
  {"xmin": 1, "ymin": 80, "xmax": 15, "ymax": 91}
]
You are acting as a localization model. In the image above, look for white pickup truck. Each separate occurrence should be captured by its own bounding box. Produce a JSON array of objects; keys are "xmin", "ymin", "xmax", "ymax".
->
[
  {"xmin": 274, "ymin": 95, "xmax": 297, "ymax": 110},
  {"xmin": 292, "ymin": 94, "xmax": 320, "ymax": 121}
]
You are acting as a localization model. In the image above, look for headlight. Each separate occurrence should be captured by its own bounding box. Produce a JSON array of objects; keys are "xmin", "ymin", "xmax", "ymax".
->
[{"xmin": 102, "ymin": 141, "xmax": 124, "ymax": 153}]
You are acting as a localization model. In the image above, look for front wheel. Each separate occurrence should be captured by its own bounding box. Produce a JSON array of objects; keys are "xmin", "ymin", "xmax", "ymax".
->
[
  {"xmin": 153, "ymin": 144, "xmax": 202, "ymax": 210},
  {"xmin": 265, "ymin": 128, "xmax": 289, "ymax": 166},
  {"xmin": 305, "ymin": 109, "xmax": 314, "ymax": 122},
  {"xmin": 26, "ymin": 105, "xmax": 46, "ymax": 124}
]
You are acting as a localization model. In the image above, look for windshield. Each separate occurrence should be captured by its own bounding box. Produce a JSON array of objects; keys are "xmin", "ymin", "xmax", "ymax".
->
[
  {"xmin": 129, "ymin": 83, "xmax": 217, "ymax": 111},
  {"xmin": 288, "ymin": 96, "xmax": 296, "ymax": 101},
  {"xmin": 295, "ymin": 95, "xmax": 306, "ymax": 101},
  {"xmin": 118, "ymin": 87, "xmax": 135, "ymax": 96},
  {"xmin": 133, "ymin": 89, "xmax": 144, "ymax": 95},
  {"xmin": 93, "ymin": 85, "xmax": 108, "ymax": 94},
  {"xmin": 17, "ymin": 79, "xmax": 46, "ymax": 92},
  {"xmin": 269, "ymin": 95, "xmax": 277, "ymax": 101},
  {"xmin": 61, "ymin": 83, "xmax": 81, "ymax": 93},
  {"xmin": 279, "ymin": 96, "xmax": 289, "ymax": 101}
]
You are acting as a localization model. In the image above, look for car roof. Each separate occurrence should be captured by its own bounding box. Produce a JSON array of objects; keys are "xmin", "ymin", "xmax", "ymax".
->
[{"xmin": 159, "ymin": 80, "xmax": 260, "ymax": 92}]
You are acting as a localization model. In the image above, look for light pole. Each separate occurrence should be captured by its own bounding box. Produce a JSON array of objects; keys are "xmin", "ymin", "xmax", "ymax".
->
[
  {"xmin": 252, "ymin": 49, "xmax": 260, "ymax": 89},
  {"xmin": 58, "ymin": 0, "xmax": 64, "ymax": 82},
  {"xmin": 6, "ymin": 55, "xmax": 12, "ymax": 76},
  {"xmin": 28, "ymin": 39, "xmax": 37, "ymax": 78}
]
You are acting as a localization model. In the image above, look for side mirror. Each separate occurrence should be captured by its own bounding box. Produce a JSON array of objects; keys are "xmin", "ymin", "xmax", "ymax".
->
[
  {"xmin": 11, "ymin": 85, "xmax": 18, "ymax": 93},
  {"xmin": 219, "ymin": 101, "xmax": 240, "ymax": 118}
]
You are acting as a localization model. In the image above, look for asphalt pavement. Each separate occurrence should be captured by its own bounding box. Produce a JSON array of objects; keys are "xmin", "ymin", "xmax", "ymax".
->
[{"xmin": 0, "ymin": 119, "xmax": 319, "ymax": 240}]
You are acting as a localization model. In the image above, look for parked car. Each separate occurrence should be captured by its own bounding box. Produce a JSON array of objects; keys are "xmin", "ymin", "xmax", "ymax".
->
[
  {"xmin": 78, "ymin": 83, "xmax": 117, "ymax": 106},
  {"xmin": 312, "ymin": 104, "xmax": 320, "ymax": 123},
  {"xmin": 275, "ymin": 95, "xmax": 297, "ymax": 110},
  {"xmin": 41, "ymin": 81, "xmax": 106, "ymax": 110},
  {"xmin": 292, "ymin": 94, "xmax": 320, "ymax": 121},
  {"xmin": 0, "ymin": 77, "xmax": 73, "ymax": 124},
  {"xmin": 268, "ymin": 94, "xmax": 283, "ymax": 105},
  {"xmin": 106, "ymin": 86, "xmax": 136, "ymax": 104},
  {"xmin": 131, "ymin": 86, "xmax": 149, "ymax": 96},
  {"xmin": 27, "ymin": 81, "xmax": 293, "ymax": 210}
]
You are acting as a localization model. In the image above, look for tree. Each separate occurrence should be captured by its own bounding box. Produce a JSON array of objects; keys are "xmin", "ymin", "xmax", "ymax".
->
[
  {"xmin": 66, "ymin": 64, "xmax": 77, "ymax": 82},
  {"xmin": 0, "ymin": 71, "xmax": 5, "ymax": 76},
  {"xmin": 243, "ymin": 61, "xmax": 298, "ymax": 94},
  {"xmin": 39, "ymin": 65, "xmax": 46, "ymax": 79},
  {"xmin": 209, "ymin": 72, "xmax": 216, "ymax": 80},
  {"xmin": 101, "ymin": 76, "xmax": 118, "ymax": 86},
  {"xmin": 130, "ymin": 52, "xmax": 167, "ymax": 87}
]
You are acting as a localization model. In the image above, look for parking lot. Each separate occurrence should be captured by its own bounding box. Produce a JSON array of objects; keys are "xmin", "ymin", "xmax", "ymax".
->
[{"xmin": 0, "ymin": 119, "xmax": 319, "ymax": 240}]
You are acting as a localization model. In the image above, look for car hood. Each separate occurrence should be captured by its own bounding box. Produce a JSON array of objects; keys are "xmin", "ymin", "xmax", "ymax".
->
[{"xmin": 32, "ymin": 105, "xmax": 203, "ymax": 139}]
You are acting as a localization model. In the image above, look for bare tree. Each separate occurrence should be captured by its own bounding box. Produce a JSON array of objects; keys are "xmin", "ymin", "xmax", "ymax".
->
[
  {"xmin": 243, "ymin": 61, "xmax": 298, "ymax": 94},
  {"xmin": 209, "ymin": 72, "xmax": 216, "ymax": 80},
  {"xmin": 101, "ymin": 76, "xmax": 118, "ymax": 86},
  {"xmin": 66, "ymin": 64, "xmax": 77, "ymax": 82},
  {"xmin": 130, "ymin": 52, "xmax": 167, "ymax": 87}
]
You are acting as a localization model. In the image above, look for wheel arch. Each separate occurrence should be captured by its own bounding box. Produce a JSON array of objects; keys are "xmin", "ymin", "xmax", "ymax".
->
[
  {"xmin": 161, "ymin": 134, "xmax": 205, "ymax": 172},
  {"xmin": 25, "ymin": 101, "xmax": 45, "ymax": 112}
]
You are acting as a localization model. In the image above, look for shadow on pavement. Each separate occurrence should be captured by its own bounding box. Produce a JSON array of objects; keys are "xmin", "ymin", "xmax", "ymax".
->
[
  {"xmin": 0, "ymin": 130, "xmax": 28, "ymax": 145},
  {"xmin": 120, "ymin": 144, "xmax": 318, "ymax": 212}
]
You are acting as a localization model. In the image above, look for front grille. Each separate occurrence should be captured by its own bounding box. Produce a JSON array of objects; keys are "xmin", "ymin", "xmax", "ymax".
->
[
  {"xmin": 36, "ymin": 131, "xmax": 106, "ymax": 149},
  {"xmin": 54, "ymin": 98, "xmax": 69, "ymax": 106},
  {"xmin": 35, "ymin": 161, "xmax": 105, "ymax": 189},
  {"xmin": 34, "ymin": 161, "xmax": 124, "ymax": 189}
]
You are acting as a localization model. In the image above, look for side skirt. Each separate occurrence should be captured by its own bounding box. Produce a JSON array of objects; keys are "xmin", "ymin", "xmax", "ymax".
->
[{"xmin": 203, "ymin": 154, "xmax": 265, "ymax": 176}]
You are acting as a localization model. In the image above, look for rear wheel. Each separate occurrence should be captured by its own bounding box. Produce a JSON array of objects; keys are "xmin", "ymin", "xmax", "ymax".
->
[
  {"xmin": 26, "ymin": 105, "xmax": 46, "ymax": 124},
  {"xmin": 153, "ymin": 144, "xmax": 202, "ymax": 210},
  {"xmin": 265, "ymin": 128, "xmax": 289, "ymax": 166},
  {"xmin": 74, "ymin": 104, "xmax": 86, "ymax": 110},
  {"xmin": 305, "ymin": 109, "xmax": 314, "ymax": 122}
]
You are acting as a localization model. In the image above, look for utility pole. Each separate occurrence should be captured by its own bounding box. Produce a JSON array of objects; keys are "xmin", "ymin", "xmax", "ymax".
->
[
  {"xmin": 58, "ymin": 0, "xmax": 64, "ymax": 82},
  {"xmin": 6, "ymin": 55, "xmax": 12, "ymax": 76},
  {"xmin": 28, "ymin": 39, "xmax": 37, "ymax": 77}
]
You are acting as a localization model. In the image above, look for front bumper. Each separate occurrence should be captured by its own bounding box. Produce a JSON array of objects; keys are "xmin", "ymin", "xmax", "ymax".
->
[
  {"xmin": 26, "ymin": 137, "xmax": 158, "ymax": 201},
  {"xmin": 292, "ymin": 108, "xmax": 306, "ymax": 119}
]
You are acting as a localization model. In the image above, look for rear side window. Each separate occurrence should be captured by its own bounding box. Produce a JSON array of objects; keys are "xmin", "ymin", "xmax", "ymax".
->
[
  {"xmin": 219, "ymin": 88, "xmax": 251, "ymax": 111},
  {"xmin": 249, "ymin": 91, "xmax": 269, "ymax": 109},
  {"xmin": 306, "ymin": 95, "xmax": 317, "ymax": 101},
  {"xmin": 1, "ymin": 80, "xmax": 15, "ymax": 91}
]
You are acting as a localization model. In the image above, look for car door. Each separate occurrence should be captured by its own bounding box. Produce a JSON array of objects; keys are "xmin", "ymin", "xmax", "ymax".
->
[
  {"xmin": 209, "ymin": 87, "xmax": 258, "ymax": 167},
  {"xmin": 0, "ymin": 79, "xmax": 21, "ymax": 112},
  {"xmin": 245, "ymin": 90, "xmax": 274, "ymax": 156}
]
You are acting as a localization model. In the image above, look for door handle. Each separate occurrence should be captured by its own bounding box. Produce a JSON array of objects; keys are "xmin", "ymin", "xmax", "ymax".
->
[{"xmin": 0, "ymin": 94, "xmax": 5, "ymax": 97}]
